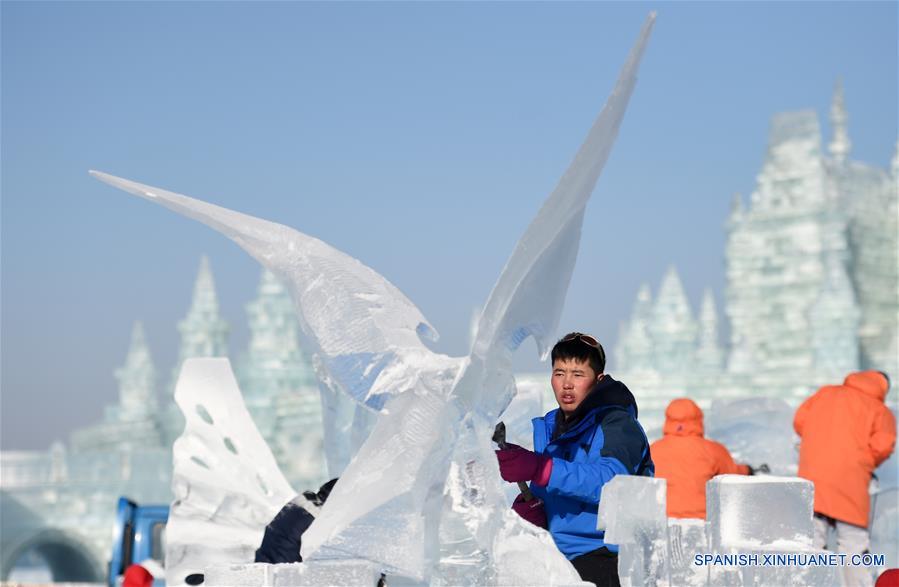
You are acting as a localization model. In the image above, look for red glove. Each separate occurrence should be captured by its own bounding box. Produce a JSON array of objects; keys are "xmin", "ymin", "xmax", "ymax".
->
[
  {"xmin": 512, "ymin": 493, "xmax": 548, "ymax": 528},
  {"xmin": 495, "ymin": 444, "xmax": 553, "ymax": 486}
]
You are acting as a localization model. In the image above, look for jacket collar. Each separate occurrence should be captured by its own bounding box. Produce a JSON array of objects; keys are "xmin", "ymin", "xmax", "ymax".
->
[{"xmin": 546, "ymin": 375, "xmax": 639, "ymax": 441}]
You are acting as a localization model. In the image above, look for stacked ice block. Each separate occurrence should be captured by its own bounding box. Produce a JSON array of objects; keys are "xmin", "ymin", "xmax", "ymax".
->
[
  {"xmin": 597, "ymin": 474, "xmax": 844, "ymax": 586},
  {"xmin": 597, "ymin": 475, "xmax": 670, "ymax": 586}
]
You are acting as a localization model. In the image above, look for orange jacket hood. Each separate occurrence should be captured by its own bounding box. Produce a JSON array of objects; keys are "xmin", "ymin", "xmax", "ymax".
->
[
  {"xmin": 843, "ymin": 370, "xmax": 890, "ymax": 402},
  {"xmin": 663, "ymin": 398, "xmax": 704, "ymax": 437}
]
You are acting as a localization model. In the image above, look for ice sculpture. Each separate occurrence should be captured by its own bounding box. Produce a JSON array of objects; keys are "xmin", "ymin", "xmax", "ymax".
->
[
  {"xmin": 165, "ymin": 358, "xmax": 300, "ymax": 585},
  {"xmin": 92, "ymin": 12, "xmax": 655, "ymax": 584}
]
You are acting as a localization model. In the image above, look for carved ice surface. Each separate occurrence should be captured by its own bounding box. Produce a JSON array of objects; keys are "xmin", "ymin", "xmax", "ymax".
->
[
  {"xmin": 707, "ymin": 475, "xmax": 814, "ymax": 551},
  {"xmin": 597, "ymin": 475, "xmax": 669, "ymax": 587},
  {"xmin": 204, "ymin": 561, "xmax": 382, "ymax": 587},
  {"xmin": 166, "ymin": 358, "xmax": 299, "ymax": 586},
  {"xmin": 600, "ymin": 476, "xmax": 842, "ymax": 586},
  {"xmin": 598, "ymin": 475, "xmax": 667, "ymax": 543},
  {"xmin": 668, "ymin": 518, "xmax": 708, "ymax": 587},
  {"xmin": 92, "ymin": 12, "xmax": 656, "ymax": 585}
]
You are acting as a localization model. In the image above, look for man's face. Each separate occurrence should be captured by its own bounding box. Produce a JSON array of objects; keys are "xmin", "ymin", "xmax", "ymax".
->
[{"xmin": 551, "ymin": 358, "xmax": 601, "ymax": 415}]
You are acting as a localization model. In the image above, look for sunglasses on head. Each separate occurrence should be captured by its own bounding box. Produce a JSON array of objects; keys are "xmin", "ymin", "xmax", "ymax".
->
[{"xmin": 561, "ymin": 332, "xmax": 601, "ymax": 349}]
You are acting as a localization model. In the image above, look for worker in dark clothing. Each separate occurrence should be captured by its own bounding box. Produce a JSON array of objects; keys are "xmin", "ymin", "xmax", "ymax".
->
[{"xmin": 255, "ymin": 478, "xmax": 338, "ymax": 563}]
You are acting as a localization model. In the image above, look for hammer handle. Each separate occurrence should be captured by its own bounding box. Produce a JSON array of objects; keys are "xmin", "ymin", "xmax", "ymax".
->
[{"xmin": 493, "ymin": 421, "xmax": 535, "ymax": 502}]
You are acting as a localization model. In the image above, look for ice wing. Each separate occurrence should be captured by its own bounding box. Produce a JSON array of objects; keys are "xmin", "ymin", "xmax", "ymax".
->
[
  {"xmin": 165, "ymin": 358, "xmax": 296, "ymax": 586},
  {"xmin": 89, "ymin": 170, "xmax": 441, "ymax": 410},
  {"xmin": 469, "ymin": 12, "xmax": 656, "ymax": 386},
  {"xmin": 301, "ymin": 15, "xmax": 657, "ymax": 580}
]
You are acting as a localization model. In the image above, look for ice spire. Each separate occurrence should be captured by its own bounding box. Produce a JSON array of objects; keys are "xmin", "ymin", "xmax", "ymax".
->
[
  {"xmin": 728, "ymin": 192, "xmax": 744, "ymax": 224},
  {"xmin": 649, "ymin": 266, "xmax": 698, "ymax": 372},
  {"xmin": 892, "ymin": 139, "xmax": 899, "ymax": 179},
  {"xmin": 177, "ymin": 256, "xmax": 229, "ymax": 359},
  {"xmin": 829, "ymin": 78, "xmax": 851, "ymax": 165},
  {"xmin": 696, "ymin": 289, "xmax": 724, "ymax": 373},
  {"xmin": 115, "ymin": 320, "xmax": 158, "ymax": 419},
  {"xmin": 616, "ymin": 283, "xmax": 654, "ymax": 372},
  {"xmin": 169, "ymin": 256, "xmax": 230, "ymax": 395}
]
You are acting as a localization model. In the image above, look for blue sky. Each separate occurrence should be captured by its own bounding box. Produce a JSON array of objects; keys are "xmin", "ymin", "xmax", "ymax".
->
[{"xmin": 2, "ymin": 2, "xmax": 896, "ymax": 450}]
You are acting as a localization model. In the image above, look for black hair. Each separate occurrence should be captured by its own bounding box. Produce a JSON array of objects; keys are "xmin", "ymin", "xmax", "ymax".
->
[
  {"xmin": 550, "ymin": 332, "xmax": 606, "ymax": 375},
  {"xmin": 879, "ymin": 371, "xmax": 891, "ymax": 391}
]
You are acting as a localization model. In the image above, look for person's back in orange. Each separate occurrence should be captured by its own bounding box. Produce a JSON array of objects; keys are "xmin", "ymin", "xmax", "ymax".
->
[
  {"xmin": 795, "ymin": 370, "xmax": 895, "ymax": 529},
  {"xmin": 651, "ymin": 398, "xmax": 756, "ymax": 519}
]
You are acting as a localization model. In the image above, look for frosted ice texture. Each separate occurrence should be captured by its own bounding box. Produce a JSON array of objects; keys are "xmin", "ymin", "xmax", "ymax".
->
[
  {"xmin": 91, "ymin": 12, "xmax": 656, "ymax": 584},
  {"xmin": 165, "ymin": 358, "xmax": 299, "ymax": 586},
  {"xmin": 706, "ymin": 475, "xmax": 813, "ymax": 551},
  {"xmin": 727, "ymin": 111, "xmax": 855, "ymax": 376},
  {"xmin": 615, "ymin": 283, "xmax": 653, "ymax": 373},
  {"xmin": 809, "ymin": 253, "xmax": 861, "ymax": 378},
  {"xmin": 599, "ymin": 476, "xmax": 842, "ymax": 586},
  {"xmin": 597, "ymin": 475, "xmax": 669, "ymax": 587},
  {"xmin": 696, "ymin": 289, "xmax": 724, "ymax": 373},
  {"xmin": 705, "ymin": 397, "xmax": 798, "ymax": 476},
  {"xmin": 648, "ymin": 266, "xmax": 698, "ymax": 373},
  {"xmin": 668, "ymin": 518, "xmax": 709, "ymax": 587},
  {"xmin": 870, "ymin": 487, "xmax": 898, "ymax": 569},
  {"xmin": 705, "ymin": 475, "xmax": 840, "ymax": 587},
  {"xmin": 203, "ymin": 561, "xmax": 381, "ymax": 587}
]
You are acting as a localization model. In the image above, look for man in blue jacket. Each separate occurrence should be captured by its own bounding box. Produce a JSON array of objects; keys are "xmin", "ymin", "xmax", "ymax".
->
[{"xmin": 496, "ymin": 332, "xmax": 654, "ymax": 587}]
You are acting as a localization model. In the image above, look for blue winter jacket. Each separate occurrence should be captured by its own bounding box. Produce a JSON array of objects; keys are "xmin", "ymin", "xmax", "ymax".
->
[{"xmin": 529, "ymin": 375, "xmax": 654, "ymax": 559}]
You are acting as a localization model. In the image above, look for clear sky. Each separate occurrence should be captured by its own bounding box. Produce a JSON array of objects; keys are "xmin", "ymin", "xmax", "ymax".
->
[{"xmin": 2, "ymin": 2, "xmax": 896, "ymax": 450}]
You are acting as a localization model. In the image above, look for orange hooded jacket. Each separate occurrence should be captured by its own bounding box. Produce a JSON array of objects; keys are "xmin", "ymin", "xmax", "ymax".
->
[
  {"xmin": 650, "ymin": 398, "xmax": 749, "ymax": 519},
  {"xmin": 794, "ymin": 371, "xmax": 896, "ymax": 528}
]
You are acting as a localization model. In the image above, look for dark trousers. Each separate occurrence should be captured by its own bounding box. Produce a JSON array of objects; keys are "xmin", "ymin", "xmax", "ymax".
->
[{"xmin": 571, "ymin": 547, "xmax": 620, "ymax": 587}]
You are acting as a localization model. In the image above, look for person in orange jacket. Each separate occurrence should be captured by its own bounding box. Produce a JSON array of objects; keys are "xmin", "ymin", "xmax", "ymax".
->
[
  {"xmin": 794, "ymin": 371, "xmax": 896, "ymax": 559},
  {"xmin": 651, "ymin": 398, "xmax": 766, "ymax": 519}
]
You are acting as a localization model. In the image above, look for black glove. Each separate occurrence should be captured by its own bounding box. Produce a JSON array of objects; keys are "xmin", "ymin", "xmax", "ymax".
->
[
  {"xmin": 748, "ymin": 463, "xmax": 770, "ymax": 475},
  {"xmin": 302, "ymin": 477, "xmax": 339, "ymax": 507}
]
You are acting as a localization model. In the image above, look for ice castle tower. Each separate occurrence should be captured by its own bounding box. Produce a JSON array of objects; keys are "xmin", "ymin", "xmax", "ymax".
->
[
  {"xmin": 725, "ymin": 109, "xmax": 852, "ymax": 376},
  {"xmin": 648, "ymin": 267, "xmax": 698, "ymax": 373},
  {"xmin": 70, "ymin": 321, "xmax": 164, "ymax": 451},
  {"xmin": 235, "ymin": 270, "xmax": 326, "ymax": 489}
]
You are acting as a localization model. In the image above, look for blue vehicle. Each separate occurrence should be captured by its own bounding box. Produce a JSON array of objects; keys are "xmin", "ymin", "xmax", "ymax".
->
[{"xmin": 108, "ymin": 497, "xmax": 168, "ymax": 587}]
